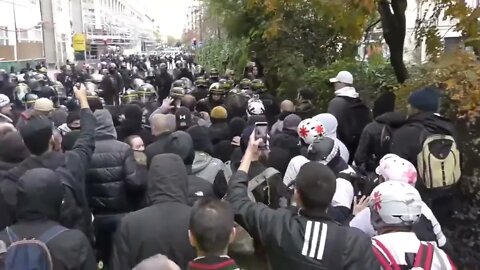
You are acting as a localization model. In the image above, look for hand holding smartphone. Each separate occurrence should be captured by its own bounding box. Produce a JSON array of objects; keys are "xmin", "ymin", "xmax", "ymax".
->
[{"xmin": 254, "ymin": 122, "xmax": 269, "ymax": 150}]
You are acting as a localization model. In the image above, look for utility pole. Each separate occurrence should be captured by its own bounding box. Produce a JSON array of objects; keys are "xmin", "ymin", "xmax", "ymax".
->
[{"xmin": 12, "ymin": 0, "xmax": 18, "ymax": 61}]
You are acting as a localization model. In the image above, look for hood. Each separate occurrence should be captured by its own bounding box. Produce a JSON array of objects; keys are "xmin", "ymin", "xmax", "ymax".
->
[
  {"xmin": 375, "ymin": 111, "xmax": 407, "ymax": 128},
  {"xmin": 0, "ymin": 131, "xmax": 30, "ymax": 163},
  {"xmin": 16, "ymin": 168, "xmax": 64, "ymax": 221},
  {"xmin": 122, "ymin": 104, "xmax": 143, "ymax": 133},
  {"xmin": 407, "ymin": 112, "xmax": 455, "ymax": 135},
  {"xmin": 147, "ymin": 154, "xmax": 189, "ymax": 205},
  {"xmin": 191, "ymin": 151, "xmax": 212, "ymax": 174},
  {"xmin": 0, "ymin": 113, "xmax": 13, "ymax": 123},
  {"xmin": 334, "ymin": 86, "xmax": 359, "ymax": 98},
  {"xmin": 313, "ymin": 113, "xmax": 338, "ymax": 138},
  {"xmin": 94, "ymin": 109, "xmax": 117, "ymax": 139},
  {"xmin": 187, "ymin": 125, "xmax": 213, "ymax": 154},
  {"xmin": 277, "ymin": 111, "xmax": 293, "ymax": 121},
  {"xmin": 51, "ymin": 108, "xmax": 68, "ymax": 127}
]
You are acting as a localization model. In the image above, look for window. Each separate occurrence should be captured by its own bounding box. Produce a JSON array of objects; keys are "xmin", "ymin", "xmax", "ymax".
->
[
  {"xmin": 18, "ymin": 29, "xmax": 29, "ymax": 41},
  {"xmin": 0, "ymin": 27, "xmax": 8, "ymax": 46}
]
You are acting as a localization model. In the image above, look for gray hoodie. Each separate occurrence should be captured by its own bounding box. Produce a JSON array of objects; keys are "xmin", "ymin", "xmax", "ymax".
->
[
  {"xmin": 191, "ymin": 151, "xmax": 224, "ymax": 183},
  {"xmin": 94, "ymin": 109, "xmax": 117, "ymax": 139}
]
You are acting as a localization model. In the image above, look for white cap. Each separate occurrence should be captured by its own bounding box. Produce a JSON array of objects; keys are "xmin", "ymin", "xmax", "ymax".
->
[
  {"xmin": 329, "ymin": 71, "xmax": 354, "ymax": 84},
  {"xmin": 33, "ymin": 98, "xmax": 54, "ymax": 112},
  {"xmin": 0, "ymin": 94, "xmax": 10, "ymax": 108}
]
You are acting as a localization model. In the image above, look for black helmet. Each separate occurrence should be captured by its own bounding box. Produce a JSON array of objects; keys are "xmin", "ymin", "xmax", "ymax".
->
[
  {"xmin": 121, "ymin": 89, "xmax": 139, "ymax": 104},
  {"xmin": 137, "ymin": 83, "xmax": 157, "ymax": 103},
  {"xmin": 210, "ymin": 68, "xmax": 219, "ymax": 78},
  {"xmin": 195, "ymin": 78, "xmax": 208, "ymax": 88},
  {"xmin": 172, "ymin": 79, "xmax": 187, "ymax": 89},
  {"xmin": 170, "ymin": 87, "xmax": 186, "ymax": 99},
  {"xmin": 251, "ymin": 79, "xmax": 265, "ymax": 92},
  {"xmin": 209, "ymin": 83, "xmax": 225, "ymax": 95},
  {"xmin": 306, "ymin": 137, "xmax": 338, "ymax": 164},
  {"xmin": 218, "ymin": 79, "xmax": 232, "ymax": 91},
  {"xmin": 239, "ymin": 78, "xmax": 252, "ymax": 90},
  {"xmin": 24, "ymin": 93, "xmax": 39, "ymax": 108}
]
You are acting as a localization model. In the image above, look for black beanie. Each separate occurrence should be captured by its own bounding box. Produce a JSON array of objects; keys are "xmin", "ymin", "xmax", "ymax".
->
[
  {"xmin": 164, "ymin": 131, "xmax": 195, "ymax": 166},
  {"xmin": 186, "ymin": 125, "xmax": 213, "ymax": 155},
  {"xmin": 373, "ymin": 91, "xmax": 396, "ymax": 118}
]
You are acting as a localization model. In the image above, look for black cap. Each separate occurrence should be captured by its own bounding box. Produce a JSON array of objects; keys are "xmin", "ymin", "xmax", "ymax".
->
[
  {"xmin": 17, "ymin": 114, "xmax": 53, "ymax": 155},
  {"xmin": 175, "ymin": 107, "xmax": 192, "ymax": 131}
]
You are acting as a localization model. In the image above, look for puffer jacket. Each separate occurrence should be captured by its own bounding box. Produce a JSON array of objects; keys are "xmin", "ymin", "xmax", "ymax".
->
[
  {"xmin": 86, "ymin": 109, "xmax": 144, "ymax": 215},
  {"xmin": 191, "ymin": 151, "xmax": 223, "ymax": 183}
]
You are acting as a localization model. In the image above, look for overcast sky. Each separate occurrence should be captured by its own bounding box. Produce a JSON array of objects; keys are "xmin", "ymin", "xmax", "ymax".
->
[{"xmin": 146, "ymin": 0, "xmax": 192, "ymax": 38}]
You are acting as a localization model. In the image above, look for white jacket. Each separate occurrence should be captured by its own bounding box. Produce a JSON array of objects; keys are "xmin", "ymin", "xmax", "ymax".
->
[
  {"xmin": 283, "ymin": 155, "xmax": 354, "ymax": 209},
  {"xmin": 372, "ymin": 232, "xmax": 455, "ymax": 269}
]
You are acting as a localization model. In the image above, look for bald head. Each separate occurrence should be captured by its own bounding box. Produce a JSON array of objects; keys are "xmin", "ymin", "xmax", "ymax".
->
[
  {"xmin": 150, "ymin": 114, "xmax": 174, "ymax": 136},
  {"xmin": 133, "ymin": 254, "xmax": 180, "ymax": 270},
  {"xmin": 181, "ymin": 95, "xmax": 197, "ymax": 112},
  {"xmin": 280, "ymin": 100, "xmax": 295, "ymax": 113}
]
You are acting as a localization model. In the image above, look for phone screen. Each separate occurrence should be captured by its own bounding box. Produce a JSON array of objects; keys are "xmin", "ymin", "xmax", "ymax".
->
[{"xmin": 255, "ymin": 122, "xmax": 268, "ymax": 149}]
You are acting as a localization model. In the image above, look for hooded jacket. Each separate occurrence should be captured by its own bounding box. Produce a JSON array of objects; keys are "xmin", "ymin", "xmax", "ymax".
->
[
  {"xmin": 0, "ymin": 168, "xmax": 96, "ymax": 270},
  {"xmin": 226, "ymin": 170, "xmax": 380, "ymax": 270},
  {"xmin": 110, "ymin": 154, "xmax": 196, "ymax": 270},
  {"xmin": 117, "ymin": 105, "xmax": 155, "ymax": 146},
  {"xmin": 0, "ymin": 108, "xmax": 95, "ymax": 235},
  {"xmin": 0, "ymin": 131, "xmax": 30, "ymax": 173},
  {"xmin": 354, "ymin": 111, "xmax": 406, "ymax": 172},
  {"xmin": 390, "ymin": 112, "xmax": 456, "ymax": 166},
  {"xmin": 312, "ymin": 113, "xmax": 350, "ymax": 163},
  {"xmin": 145, "ymin": 131, "xmax": 172, "ymax": 168},
  {"xmin": 86, "ymin": 109, "xmax": 143, "ymax": 215},
  {"xmin": 192, "ymin": 151, "xmax": 224, "ymax": 183}
]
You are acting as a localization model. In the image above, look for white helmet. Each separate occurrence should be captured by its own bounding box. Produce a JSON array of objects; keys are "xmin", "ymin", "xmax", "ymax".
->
[
  {"xmin": 369, "ymin": 181, "xmax": 422, "ymax": 231},
  {"xmin": 297, "ymin": 118, "xmax": 326, "ymax": 145},
  {"xmin": 246, "ymin": 98, "xmax": 265, "ymax": 116},
  {"xmin": 376, "ymin": 154, "xmax": 417, "ymax": 186}
]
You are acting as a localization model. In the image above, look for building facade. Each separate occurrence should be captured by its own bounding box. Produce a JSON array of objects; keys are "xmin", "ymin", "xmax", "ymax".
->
[
  {"xmin": 80, "ymin": 0, "xmax": 156, "ymax": 58},
  {"xmin": 0, "ymin": 0, "xmax": 44, "ymax": 68}
]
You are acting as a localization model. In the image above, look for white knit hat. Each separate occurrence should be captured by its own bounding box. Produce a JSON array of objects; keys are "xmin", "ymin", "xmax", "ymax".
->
[
  {"xmin": 376, "ymin": 154, "xmax": 418, "ymax": 185},
  {"xmin": 0, "ymin": 94, "xmax": 10, "ymax": 108}
]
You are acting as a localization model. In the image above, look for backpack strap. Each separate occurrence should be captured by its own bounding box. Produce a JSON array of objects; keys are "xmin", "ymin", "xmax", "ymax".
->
[
  {"xmin": 37, "ymin": 225, "xmax": 69, "ymax": 244},
  {"xmin": 223, "ymin": 161, "xmax": 233, "ymax": 183},
  {"xmin": 5, "ymin": 227, "xmax": 20, "ymax": 244},
  {"xmin": 413, "ymin": 243, "xmax": 434, "ymax": 270},
  {"xmin": 248, "ymin": 168, "xmax": 279, "ymax": 193},
  {"xmin": 372, "ymin": 239, "xmax": 401, "ymax": 270}
]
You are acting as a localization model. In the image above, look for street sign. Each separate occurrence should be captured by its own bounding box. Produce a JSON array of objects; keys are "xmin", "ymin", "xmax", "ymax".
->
[{"xmin": 73, "ymin": 33, "xmax": 86, "ymax": 51}]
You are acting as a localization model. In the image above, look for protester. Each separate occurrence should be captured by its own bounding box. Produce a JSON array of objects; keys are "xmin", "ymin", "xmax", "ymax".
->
[
  {"xmin": 133, "ymin": 254, "xmax": 181, "ymax": 270},
  {"xmin": 0, "ymin": 94, "xmax": 13, "ymax": 123},
  {"xmin": 164, "ymin": 131, "xmax": 215, "ymax": 204},
  {"xmin": 295, "ymin": 87, "xmax": 317, "ymax": 119},
  {"xmin": 87, "ymin": 108, "xmax": 144, "ymax": 266},
  {"xmin": 0, "ymin": 168, "xmax": 97, "ymax": 270},
  {"xmin": 187, "ymin": 125, "xmax": 224, "ymax": 183},
  {"xmin": 328, "ymin": 71, "xmax": 371, "ymax": 162},
  {"xmin": 145, "ymin": 113, "xmax": 174, "ymax": 167},
  {"xmin": 0, "ymin": 84, "xmax": 94, "ymax": 237},
  {"xmin": 175, "ymin": 106, "xmax": 193, "ymax": 131},
  {"xmin": 125, "ymin": 135, "xmax": 145, "ymax": 152},
  {"xmin": 117, "ymin": 104, "xmax": 155, "ymax": 145},
  {"xmin": 58, "ymin": 110, "xmax": 81, "ymax": 136},
  {"xmin": 350, "ymin": 154, "xmax": 448, "ymax": 248},
  {"xmin": 0, "ymin": 131, "xmax": 30, "ymax": 174},
  {"xmin": 271, "ymin": 99, "xmax": 295, "ymax": 136},
  {"xmin": 110, "ymin": 154, "xmax": 196, "ymax": 270},
  {"xmin": 226, "ymin": 132, "xmax": 379, "ymax": 269},
  {"xmin": 312, "ymin": 113, "xmax": 350, "ymax": 163},
  {"xmin": 369, "ymin": 181, "xmax": 456, "ymax": 269},
  {"xmin": 188, "ymin": 198, "xmax": 239, "ymax": 270}
]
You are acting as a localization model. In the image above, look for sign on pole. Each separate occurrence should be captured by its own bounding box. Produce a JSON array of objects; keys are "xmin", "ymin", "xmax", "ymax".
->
[{"xmin": 73, "ymin": 33, "xmax": 86, "ymax": 61}]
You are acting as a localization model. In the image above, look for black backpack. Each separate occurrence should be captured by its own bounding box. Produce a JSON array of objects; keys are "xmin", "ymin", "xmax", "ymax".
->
[{"xmin": 339, "ymin": 97, "xmax": 371, "ymax": 149}]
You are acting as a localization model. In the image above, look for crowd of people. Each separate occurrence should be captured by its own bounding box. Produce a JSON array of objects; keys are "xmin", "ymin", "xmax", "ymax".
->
[{"xmin": 0, "ymin": 53, "xmax": 462, "ymax": 270}]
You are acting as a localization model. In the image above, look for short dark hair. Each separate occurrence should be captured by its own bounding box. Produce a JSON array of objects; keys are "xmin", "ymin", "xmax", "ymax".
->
[
  {"xmin": 190, "ymin": 198, "xmax": 234, "ymax": 255},
  {"xmin": 296, "ymin": 162, "xmax": 336, "ymax": 211},
  {"xmin": 17, "ymin": 114, "xmax": 53, "ymax": 156},
  {"xmin": 298, "ymin": 87, "xmax": 315, "ymax": 100}
]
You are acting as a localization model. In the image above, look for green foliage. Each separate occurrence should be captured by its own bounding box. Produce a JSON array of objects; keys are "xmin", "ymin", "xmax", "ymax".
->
[{"xmin": 196, "ymin": 38, "xmax": 249, "ymax": 76}]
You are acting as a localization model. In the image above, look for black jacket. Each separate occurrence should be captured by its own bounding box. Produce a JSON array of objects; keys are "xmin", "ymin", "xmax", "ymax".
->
[
  {"xmin": 354, "ymin": 111, "xmax": 406, "ymax": 172},
  {"xmin": 145, "ymin": 131, "xmax": 172, "ymax": 168},
  {"xmin": 187, "ymin": 174, "xmax": 216, "ymax": 206},
  {"xmin": 226, "ymin": 171, "xmax": 380, "ymax": 270},
  {"xmin": 295, "ymin": 100, "xmax": 317, "ymax": 120},
  {"xmin": 0, "ymin": 108, "xmax": 95, "ymax": 235},
  {"xmin": 110, "ymin": 154, "xmax": 195, "ymax": 270},
  {"xmin": 87, "ymin": 109, "xmax": 144, "ymax": 215},
  {"xmin": 208, "ymin": 121, "xmax": 231, "ymax": 145},
  {"xmin": 0, "ymin": 168, "xmax": 96, "ymax": 270},
  {"xmin": 390, "ymin": 112, "xmax": 456, "ymax": 166},
  {"xmin": 154, "ymin": 71, "xmax": 174, "ymax": 100}
]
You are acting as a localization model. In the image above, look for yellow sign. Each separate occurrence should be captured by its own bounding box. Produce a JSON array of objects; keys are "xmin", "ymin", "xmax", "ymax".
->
[{"xmin": 73, "ymin": 33, "xmax": 86, "ymax": 51}]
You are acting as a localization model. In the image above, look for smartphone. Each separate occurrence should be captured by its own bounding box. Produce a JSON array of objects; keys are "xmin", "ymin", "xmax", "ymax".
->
[{"xmin": 255, "ymin": 122, "xmax": 269, "ymax": 149}]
